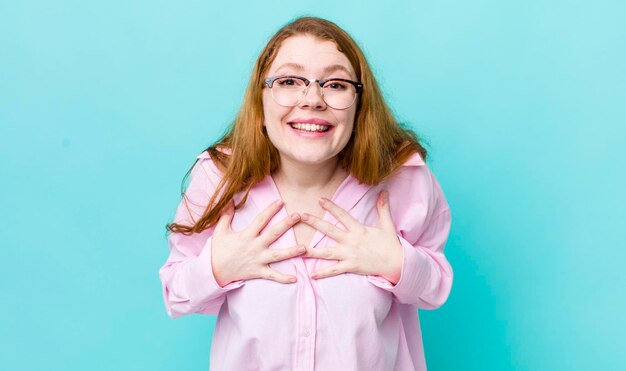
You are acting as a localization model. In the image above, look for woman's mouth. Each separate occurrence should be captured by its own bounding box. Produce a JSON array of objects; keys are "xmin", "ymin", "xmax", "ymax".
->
[{"xmin": 288, "ymin": 122, "xmax": 331, "ymax": 133}]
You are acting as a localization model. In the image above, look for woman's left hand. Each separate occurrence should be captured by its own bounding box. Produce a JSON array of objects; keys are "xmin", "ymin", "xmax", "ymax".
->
[{"xmin": 300, "ymin": 190, "xmax": 403, "ymax": 284}]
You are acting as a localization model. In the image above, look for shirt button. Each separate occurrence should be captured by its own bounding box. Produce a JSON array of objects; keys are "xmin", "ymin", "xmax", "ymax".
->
[{"xmin": 303, "ymin": 328, "xmax": 311, "ymax": 337}]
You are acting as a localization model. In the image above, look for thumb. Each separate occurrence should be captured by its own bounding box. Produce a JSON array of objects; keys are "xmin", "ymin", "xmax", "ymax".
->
[
  {"xmin": 215, "ymin": 200, "xmax": 235, "ymax": 234},
  {"xmin": 376, "ymin": 190, "xmax": 394, "ymax": 230}
]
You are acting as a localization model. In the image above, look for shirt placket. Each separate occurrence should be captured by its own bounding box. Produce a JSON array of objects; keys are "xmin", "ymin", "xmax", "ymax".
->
[{"xmin": 295, "ymin": 269, "xmax": 317, "ymax": 371}]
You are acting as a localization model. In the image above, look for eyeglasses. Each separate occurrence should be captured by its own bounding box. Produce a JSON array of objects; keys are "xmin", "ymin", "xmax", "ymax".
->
[{"xmin": 264, "ymin": 75, "xmax": 363, "ymax": 110}]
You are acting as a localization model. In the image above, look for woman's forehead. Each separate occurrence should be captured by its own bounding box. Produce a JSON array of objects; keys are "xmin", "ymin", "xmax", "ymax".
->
[{"xmin": 269, "ymin": 35, "xmax": 356, "ymax": 78}]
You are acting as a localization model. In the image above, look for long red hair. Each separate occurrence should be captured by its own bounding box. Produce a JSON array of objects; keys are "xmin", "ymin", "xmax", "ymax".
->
[{"xmin": 168, "ymin": 16, "xmax": 427, "ymax": 235}]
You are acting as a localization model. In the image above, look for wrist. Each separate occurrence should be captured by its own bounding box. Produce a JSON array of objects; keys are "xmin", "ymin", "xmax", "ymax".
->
[
  {"xmin": 380, "ymin": 237, "xmax": 403, "ymax": 285},
  {"xmin": 211, "ymin": 255, "xmax": 233, "ymax": 288}
]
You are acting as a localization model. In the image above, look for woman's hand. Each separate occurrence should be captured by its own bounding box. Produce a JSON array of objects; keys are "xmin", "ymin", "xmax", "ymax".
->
[
  {"xmin": 211, "ymin": 200, "xmax": 306, "ymax": 287},
  {"xmin": 300, "ymin": 191, "xmax": 403, "ymax": 284}
]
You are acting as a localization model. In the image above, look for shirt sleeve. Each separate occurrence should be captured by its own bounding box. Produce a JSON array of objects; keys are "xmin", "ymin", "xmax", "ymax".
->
[
  {"xmin": 367, "ymin": 167, "xmax": 453, "ymax": 309},
  {"xmin": 158, "ymin": 157, "xmax": 244, "ymax": 319}
]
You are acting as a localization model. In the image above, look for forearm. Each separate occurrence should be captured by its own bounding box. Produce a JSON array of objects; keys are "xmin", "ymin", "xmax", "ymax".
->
[
  {"xmin": 368, "ymin": 207, "xmax": 453, "ymax": 308},
  {"xmin": 159, "ymin": 236, "xmax": 244, "ymax": 318}
]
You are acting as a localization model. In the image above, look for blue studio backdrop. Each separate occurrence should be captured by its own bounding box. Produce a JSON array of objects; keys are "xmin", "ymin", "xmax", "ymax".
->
[{"xmin": 1, "ymin": 1, "xmax": 625, "ymax": 370}]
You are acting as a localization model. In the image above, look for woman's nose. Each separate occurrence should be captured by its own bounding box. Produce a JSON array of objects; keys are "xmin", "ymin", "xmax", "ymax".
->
[{"xmin": 299, "ymin": 83, "xmax": 327, "ymax": 109}]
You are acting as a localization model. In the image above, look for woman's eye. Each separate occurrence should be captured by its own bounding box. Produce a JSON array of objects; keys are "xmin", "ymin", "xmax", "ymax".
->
[
  {"xmin": 278, "ymin": 78, "xmax": 298, "ymax": 86},
  {"xmin": 326, "ymin": 81, "xmax": 347, "ymax": 90}
]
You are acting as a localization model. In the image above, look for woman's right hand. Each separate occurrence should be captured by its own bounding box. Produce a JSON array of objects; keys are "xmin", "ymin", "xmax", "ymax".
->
[{"xmin": 211, "ymin": 199, "xmax": 305, "ymax": 287}]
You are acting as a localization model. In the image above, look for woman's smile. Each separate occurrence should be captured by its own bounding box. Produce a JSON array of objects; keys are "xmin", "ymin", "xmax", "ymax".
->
[{"xmin": 288, "ymin": 117, "xmax": 334, "ymax": 137}]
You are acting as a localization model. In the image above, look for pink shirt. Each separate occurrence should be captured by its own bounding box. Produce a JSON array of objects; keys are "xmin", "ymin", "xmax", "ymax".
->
[{"xmin": 159, "ymin": 150, "xmax": 453, "ymax": 371}]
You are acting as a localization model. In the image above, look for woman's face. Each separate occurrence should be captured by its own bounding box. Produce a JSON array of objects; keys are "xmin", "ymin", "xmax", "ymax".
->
[{"xmin": 262, "ymin": 35, "xmax": 358, "ymax": 168}]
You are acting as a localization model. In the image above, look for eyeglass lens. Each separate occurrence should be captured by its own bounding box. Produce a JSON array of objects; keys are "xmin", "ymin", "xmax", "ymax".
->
[{"xmin": 270, "ymin": 77, "xmax": 358, "ymax": 109}]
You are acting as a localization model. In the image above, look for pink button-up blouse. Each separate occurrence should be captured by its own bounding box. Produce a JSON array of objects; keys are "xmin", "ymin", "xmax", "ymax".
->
[{"xmin": 159, "ymin": 150, "xmax": 453, "ymax": 371}]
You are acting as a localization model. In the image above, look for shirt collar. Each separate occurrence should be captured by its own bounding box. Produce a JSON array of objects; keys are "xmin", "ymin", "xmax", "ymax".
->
[{"xmin": 402, "ymin": 152, "xmax": 425, "ymax": 166}]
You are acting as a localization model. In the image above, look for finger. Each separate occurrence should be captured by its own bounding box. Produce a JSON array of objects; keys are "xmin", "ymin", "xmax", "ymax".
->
[
  {"xmin": 376, "ymin": 190, "xmax": 395, "ymax": 230},
  {"xmin": 260, "ymin": 267, "xmax": 298, "ymax": 284},
  {"xmin": 300, "ymin": 213, "xmax": 347, "ymax": 242},
  {"xmin": 302, "ymin": 247, "xmax": 340, "ymax": 261},
  {"xmin": 258, "ymin": 213, "xmax": 301, "ymax": 246},
  {"xmin": 245, "ymin": 199, "xmax": 284, "ymax": 238},
  {"xmin": 310, "ymin": 261, "xmax": 353, "ymax": 279},
  {"xmin": 262, "ymin": 245, "xmax": 307, "ymax": 264},
  {"xmin": 215, "ymin": 200, "xmax": 235, "ymax": 234},
  {"xmin": 319, "ymin": 198, "xmax": 361, "ymax": 231}
]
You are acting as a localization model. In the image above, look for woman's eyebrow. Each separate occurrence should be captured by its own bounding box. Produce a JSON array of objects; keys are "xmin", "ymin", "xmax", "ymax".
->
[
  {"xmin": 275, "ymin": 63, "xmax": 305, "ymax": 73},
  {"xmin": 323, "ymin": 64, "xmax": 352, "ymax": 75}
]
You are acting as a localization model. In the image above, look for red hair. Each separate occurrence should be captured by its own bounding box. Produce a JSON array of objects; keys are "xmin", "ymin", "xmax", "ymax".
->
[{"xmin": 168, "ymin": 16, "xmax": 427, "ymax": 235}]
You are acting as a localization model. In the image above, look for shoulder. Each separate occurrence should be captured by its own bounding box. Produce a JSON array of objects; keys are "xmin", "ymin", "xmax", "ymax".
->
[
  {"xmin": 195, "ymin": 145, "xmax": 231, "ymax": 161},
  {"xmin": 389, "ymin": 151, "xmax": 429, "ymax": 185},
  {"xmin": 188, "ymin": 150, "xmax": 226, "ymax": 190},
  {"xmin": 385, "ymin": 152, "xmax": 449, "ymax": 214}
]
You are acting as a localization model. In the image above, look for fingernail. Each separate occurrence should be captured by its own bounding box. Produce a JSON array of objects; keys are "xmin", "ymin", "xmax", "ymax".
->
[
  {"xmin": 297, "ymin": 246, "xmax": 306, "ymax": 253},
  {"xmin": 319, "ymin": 197, "xmax": 328, "ymax": 205},
  {"xmin": 289, "ymin": 277, "xmax": 297, "ymax": 283},
  {"xmin": 291, "ymin": 213, "xmax": 300, "ymax": 221},
  {"xmin": 310, "ymin": 272, "xmax": 318, "ymax": 279},
  {"xmin": 301, "ymin": 213, "xmax": 309, "ymax": 221}
]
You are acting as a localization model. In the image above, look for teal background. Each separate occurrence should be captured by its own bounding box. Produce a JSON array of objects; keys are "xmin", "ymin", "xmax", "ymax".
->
[{"xmin": 1, "ymin": 0, "xmax": 624, "ymax": 370}]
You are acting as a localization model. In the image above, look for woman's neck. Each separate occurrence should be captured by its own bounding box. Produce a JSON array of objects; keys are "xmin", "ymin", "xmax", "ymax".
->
[{"xmin": 272, "ymin": 156, "xmax": 347, "ymax": 193}]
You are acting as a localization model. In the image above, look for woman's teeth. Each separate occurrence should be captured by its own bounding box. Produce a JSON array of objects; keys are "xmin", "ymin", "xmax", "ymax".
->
[{"xmin": 290, "ymin": 123, "xmax": 330, "ymax": 132}]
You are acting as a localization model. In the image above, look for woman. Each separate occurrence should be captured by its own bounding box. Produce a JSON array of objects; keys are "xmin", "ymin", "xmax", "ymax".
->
[{"xmin": 160, "ymin": 17, "xmax": 452, "ymax": 371}]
